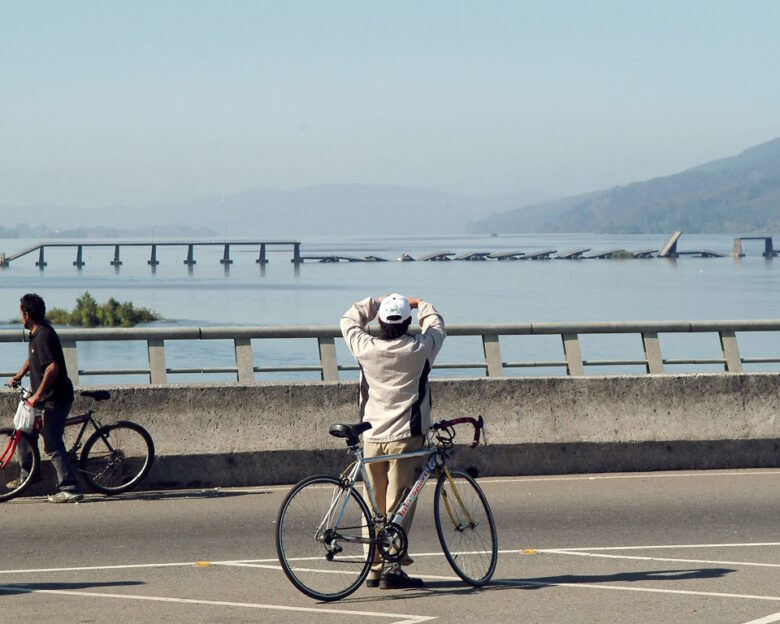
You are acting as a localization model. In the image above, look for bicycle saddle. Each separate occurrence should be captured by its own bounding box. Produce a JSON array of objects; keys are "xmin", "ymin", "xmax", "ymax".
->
[
  {"xmin": 329, "ymin": 422, "xmax": 372, "ymax": 445},
  {"xmin": 80, "ymin": 390, "xmax": 111, "ymax": 401}
]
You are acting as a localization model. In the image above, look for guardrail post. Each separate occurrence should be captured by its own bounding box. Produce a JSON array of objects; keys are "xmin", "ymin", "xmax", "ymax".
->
[
  {"xmin": 482, "ymin": 334, "xmax": 504, "ymax": 377},
  {"xmin": 642, "ymin": 332, "xmax": 664, "ymax": 374},
  {"xmin": 719, "ymin": 330, "xmax": 743, "ymax": 372},
  {"xmin": 562, "ymin": 333, "xmax": 585, "ymax": 376},
  {"xmin": 148, "ymin": 339, "xmax": 168, "ymax": 384},
  {"xmin": 234, "ymin": 338, "xmax": 255, "ymax": 382},
  {"xmin": 62, "ymin": 340, "xmax": 79, "ymax": 386},
  {"xmin": 318, "ymin": 337, "xmax": 339, "ymax": 381}
]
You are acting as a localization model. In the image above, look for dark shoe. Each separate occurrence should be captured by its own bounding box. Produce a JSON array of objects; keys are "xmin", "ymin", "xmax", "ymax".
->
[
  {"xmin": 379, "ymin": 569, "xmax": 424, "ymax": 590},
  {"xmin": 47, "ymin": 491, "xmax": 84, "ymax": 504},
  {"xmin": 365, "ymin": 576, "xmax": 380, "ymax": 588}
]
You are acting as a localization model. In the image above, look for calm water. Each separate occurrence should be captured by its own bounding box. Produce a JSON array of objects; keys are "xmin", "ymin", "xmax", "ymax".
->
[{"xmin": 1, "ymin": 233, "xmax": 778, "ymax": 384}]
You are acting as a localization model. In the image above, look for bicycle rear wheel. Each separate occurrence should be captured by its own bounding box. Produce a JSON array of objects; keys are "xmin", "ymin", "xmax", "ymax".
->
[
  {"xmin": 433, "ymin": 468, "xmax": 498, "ymax": 586},
  {"xmin": 0, "ymin": 428, "xmax": 40, "ymax": 502},
  {"xmin": 276, "ymin": 475, "xmax": 374, "ymax": 601},
  {"xmin": 80, "ymin": 422, "xmax": 155, "ymax": 494}
]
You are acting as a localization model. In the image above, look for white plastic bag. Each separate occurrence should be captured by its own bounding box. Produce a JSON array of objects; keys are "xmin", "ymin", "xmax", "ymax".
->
[{"xmin": 13, "ymin": 401, "xmax": 40, "ymax": 433}]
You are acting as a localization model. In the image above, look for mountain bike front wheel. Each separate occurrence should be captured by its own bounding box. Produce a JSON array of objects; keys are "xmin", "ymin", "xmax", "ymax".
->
[
  {"xmin": 80, "ymin": 422, "xmax": 155, "ymax": 494},
  {"xmin": 276, "ymin": 475, "xmax": 375, "ymax": 601},
  {"xmin": 433, "ymin": 469, "xmax": 498, "ymax": 586},
  {"xmin": 0, "ymin": 428, "xmax": 40, "ymax": 502}
]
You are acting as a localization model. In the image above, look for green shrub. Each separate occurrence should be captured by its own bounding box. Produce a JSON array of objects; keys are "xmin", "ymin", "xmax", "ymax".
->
[{"xmin": 37, "ymin": 292, "xmax": 162, "ymax": 327}]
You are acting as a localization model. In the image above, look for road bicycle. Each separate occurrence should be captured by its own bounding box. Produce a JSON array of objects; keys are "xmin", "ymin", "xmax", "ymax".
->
[
  {"xmin": 1, "ymin": 383, "xmax": 155, "ymax": 502},
  {"xmin": 276, "ymin": 416, "xmax": 498, "ymax": 601}
]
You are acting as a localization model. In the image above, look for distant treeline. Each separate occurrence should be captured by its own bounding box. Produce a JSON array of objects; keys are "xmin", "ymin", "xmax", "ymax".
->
[{"xmin": 0, "ymin": 223, "xmax": 215, "ymax": 239}]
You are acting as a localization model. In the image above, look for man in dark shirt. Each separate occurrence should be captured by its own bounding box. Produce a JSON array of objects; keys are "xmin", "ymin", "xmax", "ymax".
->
[{"xmin": 8, "ymin": 293, "xmax": 83, "ymax": 503}]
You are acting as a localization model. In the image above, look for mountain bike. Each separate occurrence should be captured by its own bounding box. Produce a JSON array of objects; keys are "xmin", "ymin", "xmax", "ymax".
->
[
  {"xmin": 1, "ymin": 383, "xmax": 155, "ymax": 501},
  {"xmin": 276, "ymin": 416, "xmax": 498, "ymax": 601}
]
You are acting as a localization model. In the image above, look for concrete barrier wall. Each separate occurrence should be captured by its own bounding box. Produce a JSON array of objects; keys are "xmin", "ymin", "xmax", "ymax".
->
[{"xmin": 2, "ymin": 372, "xmax": 778, "ymax": 491}]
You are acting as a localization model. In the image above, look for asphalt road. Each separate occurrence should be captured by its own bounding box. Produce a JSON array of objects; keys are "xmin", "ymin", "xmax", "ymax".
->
[{"xmin": 1, "ymin": 469, "xmax": 779, "ymax": 624}]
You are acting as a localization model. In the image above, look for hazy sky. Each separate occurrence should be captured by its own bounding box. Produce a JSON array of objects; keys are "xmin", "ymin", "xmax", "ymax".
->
[{"xmin": 2, "ymin": 0, "xmax": 779, "ymax": 208}]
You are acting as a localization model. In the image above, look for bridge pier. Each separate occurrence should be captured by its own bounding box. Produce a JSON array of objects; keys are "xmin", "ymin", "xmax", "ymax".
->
[
  {"xmin": 184, "ymin": 244, "xmax": 196, "ymax": 266},
  {"xmin": 110, "ymin": 245, "xmax": 123, "ymax": 267},
  {"xmin": 1, "ymin": 252, "xmax": 8, "ymax": 268},
  {"xmin": 220, "ymin": 244, "xmax": 233, "ymax": 265},
  {"xmin": 291, "ymin": 242, "xmax": 301, "ymax": 264},
  {"xmin": 256, "ymin": 243, "xmax": 268, "ymax": 265},
  {"xmin": 732, "ymin": 236, "xmax": 777, "ymax": 258},
  {"xmin": 36, "ymin": 246, "xmax": 46, "ymax": 269},
  {"xmin": 73, "ymin": 245, "xmax": 86, "ymax": 268},
  {"xmin": 148, "ymin": 244, "xmax": 160, "ymax": 267}
]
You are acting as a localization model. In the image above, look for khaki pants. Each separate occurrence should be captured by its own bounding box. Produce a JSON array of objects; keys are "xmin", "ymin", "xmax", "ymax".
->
[{"xmin": 363, "ymin": 435, "xmax": 426, "ymax": 576}]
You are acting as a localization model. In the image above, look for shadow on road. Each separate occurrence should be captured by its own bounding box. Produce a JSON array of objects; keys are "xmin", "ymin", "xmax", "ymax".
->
[
  {"xmin": 0, "ymin": 580, "xmax": 145, "ymax": 596},
  {"xmin": 495, "ymin": 566, "xmax": 736, "ymax": 588},
  {"xmin": 340, "ymin": 567, "xmax": 736, "ymax": 605}
]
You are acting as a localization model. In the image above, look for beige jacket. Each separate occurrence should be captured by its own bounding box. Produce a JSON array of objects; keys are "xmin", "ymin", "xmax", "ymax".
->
[{"xmin": 340, "ymin": 297, "xmax": 446, "ymax": 442}]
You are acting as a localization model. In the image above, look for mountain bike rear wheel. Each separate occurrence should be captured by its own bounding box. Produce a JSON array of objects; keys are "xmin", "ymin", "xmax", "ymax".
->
[
  {"xmin": 276, "ymin": 475, "xmax": 375, "ymax": 601},
  {"xmin": 433, "ymin": 469, "xmax": 498, "ymax": 586},
  {"xmin": 0, "ymin": 428, "xmax": 40, "ymax": 502},
  {"xmin": 80, "ymin": 421, "xmax": 154, "ymax": 494}
]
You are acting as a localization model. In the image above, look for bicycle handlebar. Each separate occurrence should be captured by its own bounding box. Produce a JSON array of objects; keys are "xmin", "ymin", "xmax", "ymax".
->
[{"xmin": 432, "ymin": 415, "xmax": 485, "ymax": 448}]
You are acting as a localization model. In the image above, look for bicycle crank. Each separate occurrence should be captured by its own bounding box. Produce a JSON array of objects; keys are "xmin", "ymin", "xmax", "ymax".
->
[{"xmin": 377, "ymin": 522, "xmax": 408, "ymax": 563}]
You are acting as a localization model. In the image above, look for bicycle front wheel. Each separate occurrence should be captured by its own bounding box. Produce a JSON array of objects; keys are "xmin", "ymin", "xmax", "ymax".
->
[
  {"xmin": 0, "ymin": 428, "xmax": 40, "ymax": 502},
  {"xmin": 80, "ymin": 422, "xmax": 155, "ymax": 494},
  {"xmin": 276, "ymin": 475, "xmax": 375, "ymax": 601},
  {"xmin": 434, "ymin": 469, "xmax": 498, "ymax": 586}
]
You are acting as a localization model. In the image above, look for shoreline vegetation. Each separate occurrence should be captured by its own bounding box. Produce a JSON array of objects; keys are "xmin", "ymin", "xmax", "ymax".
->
[{"xmin": 10, "ymin": 292, "xmax": 162, "ymax": 328}]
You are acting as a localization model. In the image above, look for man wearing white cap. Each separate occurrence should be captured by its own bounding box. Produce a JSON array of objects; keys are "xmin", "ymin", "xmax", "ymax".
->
[{"xmin": 340, "ymin": 293, "xmax": 446, "ymax": 589}]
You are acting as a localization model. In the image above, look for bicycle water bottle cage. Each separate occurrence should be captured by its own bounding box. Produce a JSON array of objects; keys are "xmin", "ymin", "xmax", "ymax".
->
[
  {"xmin": 329, "ymin": 422, "xmax": 372, "ymax": 447},
  {"xmin": 80, "ymin": 390, "xmax": 111, "ymax": 401}
]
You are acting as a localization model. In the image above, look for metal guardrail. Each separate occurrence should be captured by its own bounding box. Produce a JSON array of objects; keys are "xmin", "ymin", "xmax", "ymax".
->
[{"xmin": 1, "ymin": 320, "xmax": 779, "ymax": 384}]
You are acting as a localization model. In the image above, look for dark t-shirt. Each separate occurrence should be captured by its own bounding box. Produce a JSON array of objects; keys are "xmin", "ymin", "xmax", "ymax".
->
[{"xmin": 28, "ymin": 322, "xmax": 74, "ymax": 408}]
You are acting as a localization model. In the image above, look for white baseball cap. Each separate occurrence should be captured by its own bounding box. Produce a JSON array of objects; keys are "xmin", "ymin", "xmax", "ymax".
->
[{"xmin": 378, "ymin": 293, "xmax": 412, "ymax": 324}]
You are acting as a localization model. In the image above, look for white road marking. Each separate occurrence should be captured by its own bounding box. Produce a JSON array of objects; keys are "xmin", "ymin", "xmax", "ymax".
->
[
  {"xmin": 5, "ymin": 541, "xmax": 776, "ymax": 576},
  {"xmin": 740, "ymin": 611, "xmax": 780, "ymax": 624},
  {"xmin": 542, "ymin": 549, "xmax": 780, "ymax": 569},
  {"xmin": 535, "ymin": 542, "xmax": 780, "ymax": 552},
  {"xmin": 0, "ymin": 586, "xmax": 436, "ymax": 624},
  {"xmin": 474, "ymin": 470, "xmax": 780, "ymax": 485}
]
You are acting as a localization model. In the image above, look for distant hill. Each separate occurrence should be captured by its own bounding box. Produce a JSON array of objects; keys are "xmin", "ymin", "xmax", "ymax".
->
[
  {"xmin": 1, "ymin": 185, "xmax": 553, "ymax": 238},
  {"xmin": 469, "ymin": 137, "xmax": 780, "ymax": 234}
]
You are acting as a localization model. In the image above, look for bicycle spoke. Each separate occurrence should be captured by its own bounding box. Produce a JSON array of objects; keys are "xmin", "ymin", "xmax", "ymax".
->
[
  {"xmin": 276, "ymin": 476, "xmax": 374, "ymax": 601},
  {"xmin": 434, "ymin": 470, "xmax": 498, "ymax": 586},
  {"xmin": 0, "ymin": 429, "xmax": 40, "ymax": 502},
  {"xmin": 81, "ymin": 423, "xmax": 154, "ymax": 494}
]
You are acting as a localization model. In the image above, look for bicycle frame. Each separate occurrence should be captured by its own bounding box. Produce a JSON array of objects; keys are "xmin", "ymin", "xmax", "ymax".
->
[
  {"xmin": 63, "ymin": 407, "xmax": 102, "ymax": 460},
  {"xmin": 325, "ymin": 416, "xmax": 484, "ymax": 547},
  {"xmin": 3, "ymin": 385, "xmax": 103, "ymax": 464}
]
